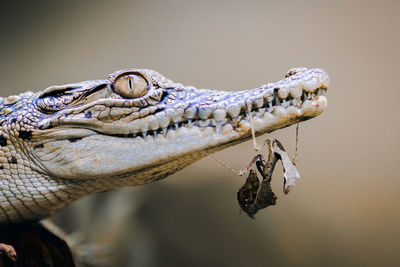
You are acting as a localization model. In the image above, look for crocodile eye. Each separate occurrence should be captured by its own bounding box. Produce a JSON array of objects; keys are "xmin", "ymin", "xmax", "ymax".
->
[{"xmin": 114, "ymin": 74, "xmax": 149, "ymax": 99}]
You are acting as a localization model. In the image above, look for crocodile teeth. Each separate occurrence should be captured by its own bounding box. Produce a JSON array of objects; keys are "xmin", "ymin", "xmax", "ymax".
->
[
  {"xmin": 157, "ymin": 112, "xmax": 170, "ymax": 128},
  {"xmin": 303, "ymin": 74, "xmax": 326, "ymax": 92},
  {"xmin": 213, "ymin": 109, "xmax": 226, "ymax": 121},
  {"xmin": 252, "ymin": 98, "xmax": 264, "ymax": 109},
  {"xmin": 277, "ymin": 84, "xmax": 289, "ymax": 99},
  {"xmin": 184, "ymin": 107, "xmax": 197, "ymax": 119},
  {"xmin": 198, "ymin": 108, "xmax": 212, "ymax": 120},
  {"xmin": 287, "ymin": 106, "xmax": 302, "ymax": 117},
  {"xmin": 263, "ymin": 92, "xmax": 274, "ymax": 103},
  {"xmin": 166, "ymin": 108, "xmax": 183, "ymax": 122},
  {"xmin": 301, "ymin": 100, "xmax": 317, "ymax": 116},
  {"xmin": 221, "ymin": 123, "xmax": 233, "ymax": 133},
  {"xmin": 215, "ymin": 120, "xmax": 222, "ymax": 134},
  {"xmin": 293, "ymin": 97, "xmax": 301, "ymax": 107},
  {"xmin": 199, "ymin": 119, "xmax": 209, "ymax": 127},
  {"xmin": 289, "ymin": 82, "xmax": 302, "ymax": 98},
  {"xmin": 282, "ymin": 99, "xmax": 289, "ymax": 108},
  {"xmin": 273, "ymin": 106, "xmax": 286, "ymax": 116},
  {"xmin": 302, "ymin": 91, "xmax": 308, "ymax": 101},
  {"xmin": 147, "ymin": 115, "xmax": 159, "ymax": 130},
  {"xmin": 226, "ymin": 104, "xmax": 240, "ymax": 119}
]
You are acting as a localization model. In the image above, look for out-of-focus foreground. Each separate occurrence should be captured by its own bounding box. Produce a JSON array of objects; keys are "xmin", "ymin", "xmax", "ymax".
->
[{"xmin": 0, "ymin": 1, "xmax": 399, "ymax": 266}]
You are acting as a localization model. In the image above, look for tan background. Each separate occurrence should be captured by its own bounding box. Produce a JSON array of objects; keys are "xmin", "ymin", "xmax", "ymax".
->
[{"xmin": 1, "ymin": 0, "xmax": 399, "ymax": 266}]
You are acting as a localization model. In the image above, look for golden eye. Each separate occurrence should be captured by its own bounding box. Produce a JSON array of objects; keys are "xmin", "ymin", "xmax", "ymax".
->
[{"xmin": 114, "ymin": 74, "xmax": 149, "ymax": 99}]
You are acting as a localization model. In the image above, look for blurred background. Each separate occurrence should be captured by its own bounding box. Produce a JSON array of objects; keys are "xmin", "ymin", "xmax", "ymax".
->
[{"xmin": 1, "ymin": 0, "xmax": 399, "ymax": 266}]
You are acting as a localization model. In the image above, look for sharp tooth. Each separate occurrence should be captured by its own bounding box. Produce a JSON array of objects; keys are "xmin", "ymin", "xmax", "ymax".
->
[
  {"xmin": 187, "ymin": 118, "xmax": 193, "ymax": 127},
  {"xmin": 317, "ymin": 88, "xmax": 324, "ymax": 96},
  {"xmin": 140, "ymin": 122, "xmax": 149, "ymax": 134},
  {"xmin": 282, "ymin": 99, "xmax": 288, "ymax": 108},
  {"xmin": 215, "ymin": 120, "xmax": 222, "ymax": 134},
  {"xmin": 252, "ymin": 98, "xmax": 264, "ymax": 109},
  {"xmin": 226, "ymin": 104, "xmax": 240, "ymax": 119},
  {"xmin": 166, "ymin": 108, "xmax": 183, "ymax": 123},
  {"xmin": 275, "ymin": 97, "xmax": 281, "ymax": 105},
  {"xmin": 252, "ymin": 116, "xmax": 264, "ymax": 130},
  {"xmin": 239, "ymin": 120, "xmax": 250, "ymax": 129},
  {"xmin": 268, "ymin": 101, "xmax": 273, "ymax": 108},
  {"xmin": 303, "ymin": 75, "xmax": 322, "ymax": 92},
  {"xmin": 174, "ymin": 122, "xmax": 179, "ymax": 129},
  {"xmin": 245, "ymin": 112, "xmax": 251, "ymax": 121},
  {"xmin": 315, "ymin": 95, "xmax": 328, "ymax": 113},
  {"xmin": 221, "ymin": 123, "xmax": 233, "ymax": 133},
  {"xmin": 287, "ymin": 106, "xmax": 302, "ymax": 117},
  {"xmin": 277, "ymin": 85, "xmax": 289, "ymax": 99},
  {"xmin": 198, "ymin": 108, "xmax": 212, "ymax": 120},
  {"xmin": 213, "ymin": 109, "xmax": 226, "ymax": 121},
  {"xmin": 273, "ymin": 106, "xmax": 286, "ymax": 117},
  {"xmin": 264, "ymin": 93, "xmax": 274, "ymax": 103},
  {"xmin": 301, "ymin": 100, "xmax": 317, "ymax": 116},
  {"xmin": 162, "ymin": 127, "xmax": 167, "ymax": 136},
  {"xmin": 199, "ymin": 119, "xmax": 209, "ymax": 127},
  {"xmin": 289, "ymin": 81, "xmax": 303, "ymax": 98},
  {"xmin": 262, "ymin": 83, "xmax": 274, "ymax": 99},
  {"xmin": 293, "ymin": 97, "xmax": 301, "ymax": 107},
  {"xmin": 152, "ymin": 130, "xmax": 157, "ymax": 136},
  {"xmin": 184, "ymin": 107, "xmax": 197, "ymax": 119},
  {"xmin": 222, "ymin": 118, "xmax": 228, "ymax": 124},
  {"xmin": 142, "ymin": 131, "xmax": 147, "ymax": 137},
  {"xmin": 156, "ymin": 112, "xmax": 170, "ymax": 129},
  {"xmin": 146, "ymin": 115, "xmax": 159, "ymax": 130}
]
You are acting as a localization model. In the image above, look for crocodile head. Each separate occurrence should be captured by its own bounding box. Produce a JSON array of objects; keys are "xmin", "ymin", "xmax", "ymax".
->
[{"xmin": 0, "ymin": 67, "xmax": 328, "ymax": 223}]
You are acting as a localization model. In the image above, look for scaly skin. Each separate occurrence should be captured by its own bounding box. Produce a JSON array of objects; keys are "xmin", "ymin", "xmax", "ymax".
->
[{"xmin": 0, "ymin": 67, "xmax": 328, "ymax": 224}]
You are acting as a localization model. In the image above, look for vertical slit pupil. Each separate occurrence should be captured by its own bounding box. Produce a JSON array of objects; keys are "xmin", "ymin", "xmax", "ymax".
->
[{"xmin": 128, "ymin": 78, "xmax": 133, "ymax": 90}]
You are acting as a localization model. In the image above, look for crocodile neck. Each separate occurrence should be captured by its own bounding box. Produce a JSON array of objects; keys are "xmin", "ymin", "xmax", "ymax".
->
[{"xmin": 0, "ymin": 67, "xmax": 328, "ymax": 224}]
